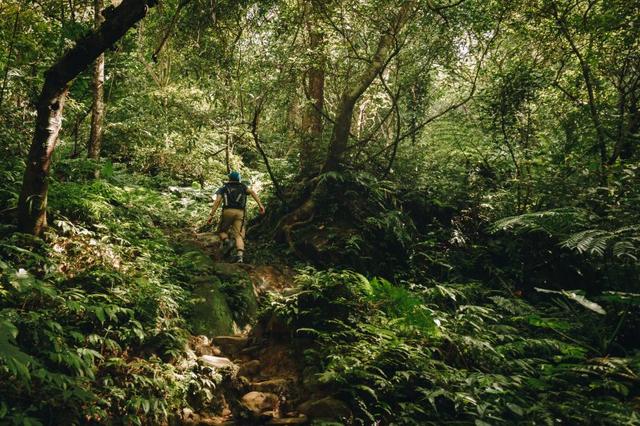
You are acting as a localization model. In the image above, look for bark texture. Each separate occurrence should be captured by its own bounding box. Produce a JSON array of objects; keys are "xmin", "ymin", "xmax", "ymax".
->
[
  {"xmin": 275, "ymin": 3, "xmax": 415, "ymax": 254},
  {"xmin": 88, "ymin": 0, "xmax": 106, "ymax": 161},
  {"xmin": 300, "ymin": 3, "xmax": 325, "ymax": 177},
  {"xmin": 18, "ymin": 0, "xmax": 157, "ymax": 235}
]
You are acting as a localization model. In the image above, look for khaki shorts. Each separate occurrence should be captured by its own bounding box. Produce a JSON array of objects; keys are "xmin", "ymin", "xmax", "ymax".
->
[{"xmin": 217, "ymin": 208, "xmax": 245, "ymax": 238}]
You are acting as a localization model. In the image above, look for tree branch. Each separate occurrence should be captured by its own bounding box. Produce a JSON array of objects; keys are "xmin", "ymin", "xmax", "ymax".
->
[
  {"xmin": 152, "ymin": 0, "xmax": 190, "ymax": 62},
  {"xmin": 250, "ymin": 100, "xmax": 286, "ymax": 204},
  {"xmin": 396, "ymin": 15, "xmax": 501, "ymax": 144}
]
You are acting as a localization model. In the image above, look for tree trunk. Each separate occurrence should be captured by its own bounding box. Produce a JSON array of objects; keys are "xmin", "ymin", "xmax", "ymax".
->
[
  {"xmin": 17, "ymin": 0, "xmax": 158, "ymax": 235},
  {"xmin": 321, "ymin": 2, "xmax": 413, "ymax": 173},
  {"xmin": 0, "ymin": 5, "xmax": 21, "ymax": 111},
  {"xmin": 322, "ymin": 95, "xmax": 358, "ymax": 173},
  {"xmin": 300, "ymin": 3, "xmax": 325, "ymax": 177},
  {"xmin": 274, "ymin": 3, "xmax": 415, "ymax": 254},
  {"xmin": 621, "ymin": 98, "xmax": 639, "ymax": 160},
  {"xmin": 551, "ymin": 3, "xmax": 608, "ymax": 183},
  {"xmin": 609, "ymin": 93, "xmax": 639, "ymax": 163},
  {"xmin": 88, "ymin": 0, "xmax": 105, "ymax": 163}
]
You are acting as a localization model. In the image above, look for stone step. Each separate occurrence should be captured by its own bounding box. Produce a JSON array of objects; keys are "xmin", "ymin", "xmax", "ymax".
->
[
  {"xmin": 240, "ymin": 391, "xmax": 279, "ymax": 417},
  {"xmin": 212, "ymin": 335, "xmax": 249, "ymax": 356},
  {"xmin": 199, "ymin": 355, "xmax": 236, "ymax": 369},
  {"xmin": 196, "ymin": 419, "xmax": 235, "ymax": 426},
  {"xmin": 238, "ymin": 359, "xmax": 261, "ymax": 378},
  {"xmin": 250, "ymin": 378, "xmax": 291, "ymax": 394},
  {"xmin": 180, "ymin": 409, "xmax": 235, "ymax": 425},
  {"xmin": 190, "ymin": 335, "xmax": 222, "ymax": 357}
]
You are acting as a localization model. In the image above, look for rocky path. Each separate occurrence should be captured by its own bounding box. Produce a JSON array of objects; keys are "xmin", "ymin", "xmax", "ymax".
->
[{"xmin": 172, "ymin": 231, "xmax": 351, "ymax": 425}]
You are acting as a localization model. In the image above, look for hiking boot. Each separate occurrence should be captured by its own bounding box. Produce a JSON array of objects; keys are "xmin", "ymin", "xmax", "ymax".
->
[{"xmin": 235, "ymin": 255, "xmax": 244, "ymax": 264}]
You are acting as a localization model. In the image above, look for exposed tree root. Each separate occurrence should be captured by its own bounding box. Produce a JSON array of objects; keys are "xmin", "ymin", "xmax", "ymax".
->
[{"xmin": 277, "ymin": 197, "xmax": 316, "ymax": 257}]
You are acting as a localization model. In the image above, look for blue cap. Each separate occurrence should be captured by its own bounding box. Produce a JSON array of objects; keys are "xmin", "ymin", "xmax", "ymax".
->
[{"xmin": 229, "ymin": 171, "xmax": 241, "ymax": 181}]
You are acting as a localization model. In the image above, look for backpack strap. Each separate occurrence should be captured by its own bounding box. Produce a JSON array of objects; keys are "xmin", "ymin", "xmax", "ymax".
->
[{"xmin": 221, "ymin": 183, "xmax": 231, "ymax": 208}]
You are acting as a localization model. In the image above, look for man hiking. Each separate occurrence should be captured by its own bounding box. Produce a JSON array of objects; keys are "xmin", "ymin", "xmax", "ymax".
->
[{"xmin": 207, "ymin": 171, "xmax": 265, "ymax": 263}]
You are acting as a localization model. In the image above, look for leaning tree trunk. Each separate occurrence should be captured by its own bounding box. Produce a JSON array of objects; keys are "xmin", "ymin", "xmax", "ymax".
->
[
  {"xmin": 88, "ymin": 0, "xmax": 106, "ymax": 164},
  {"xmin": 321, "ymin": 2, "xmax": 413, "ymax": 173},
  {"xmin": 276, "ymin": 2, "xmax": 415, "ymax": 254},
  {"xmin": 18, "ymin": 0, "xmax": 158, "ymax": 235}
]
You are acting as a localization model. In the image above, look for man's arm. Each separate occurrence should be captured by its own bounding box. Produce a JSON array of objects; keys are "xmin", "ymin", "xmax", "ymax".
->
[
  {"xmin": 207, "ymin": 195, "xmax": 223, "ymax": 224},
  {"xmin": 248, "ymin": 188, "xmax": 265, "ymax": 215}
]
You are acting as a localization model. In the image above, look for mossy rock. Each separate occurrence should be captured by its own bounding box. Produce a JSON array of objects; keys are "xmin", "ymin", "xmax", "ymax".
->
[
  {"xmin": 189, "ymin": 275, "xmax": 236, "ymax": 337},
  {"xmin": 176, "ymin": 247, "xmax": 217, "ymax": 275},
  {"xmin": 213, "ymin": 264, "xmax": 259, "ymax": 327},
  {"xmin": 188, "ymin": 265, "xmax": 259, "ymax": 336}
]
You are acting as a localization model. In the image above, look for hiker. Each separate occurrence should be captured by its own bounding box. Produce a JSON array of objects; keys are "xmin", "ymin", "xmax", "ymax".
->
[{"xmin": 207, "ymin": 171, "xmax": 265, "ymax": 263}]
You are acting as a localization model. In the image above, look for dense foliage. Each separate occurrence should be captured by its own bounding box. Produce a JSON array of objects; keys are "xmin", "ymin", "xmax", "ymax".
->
[
  {"xmin": 1, "ymin": 0, "xmax": 639, "ymax": 423},
  {"xmin": 0, "ymin": 161, "xmax": 232, "ymax": 424},
  {"xmin": 263, "ymin": 269, "xmax": 640, "ymax": 424}
]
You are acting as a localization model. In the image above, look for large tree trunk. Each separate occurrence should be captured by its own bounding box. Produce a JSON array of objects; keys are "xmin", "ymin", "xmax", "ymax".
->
[
  {"xmin": 17, "ymin": 0, "xmax": 158, "ymax": 235},
  {"xmin": 275, "ymin": 3, "xmax": 415, "ymax": 254},
  {"xmin": 300, "ymin": 2, "xmax": 325, "ymax": 177},
  {"xmin": 321, "ymin": 2, "xmax": 413, "ymax": 173},
  {"xmin": 88, "ymin": 0, "xmax": 106, "ymax": 163}
]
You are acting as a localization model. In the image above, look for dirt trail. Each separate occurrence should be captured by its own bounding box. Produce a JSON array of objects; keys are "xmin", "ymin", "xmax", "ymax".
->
[{"xmin": 175, "ymin": 231, "xmax": 318, "ymax": 425}]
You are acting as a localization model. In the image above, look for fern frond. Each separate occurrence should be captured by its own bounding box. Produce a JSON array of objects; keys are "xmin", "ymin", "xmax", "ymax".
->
[
  {"xmin": 492, "ymin": 207, "xmax": 590, "ymax": 236},
  {"xmin": 561, "ymin": 225, "xmax": 640, "ymax": 259}
]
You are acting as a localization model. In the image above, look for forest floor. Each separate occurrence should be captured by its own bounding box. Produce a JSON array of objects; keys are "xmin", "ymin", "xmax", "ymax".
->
[{"xmin": 168, "ymin": 214, "xmax": 640, "ymax": 426}]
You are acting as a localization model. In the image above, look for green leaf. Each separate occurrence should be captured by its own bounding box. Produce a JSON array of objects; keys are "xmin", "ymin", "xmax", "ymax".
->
[
  {"xmin": 507, "ymin": 402, "xmax": 524, "ymax": 416},
  {"xmin": 0, "ymin": 320, "xmax": 33, "ymax": 380},
  {"xmin": 94, "ymin": 307, "xmax": 106, "ymax": 323},
  {"xmin": 101, "ymin": 160, "xmax": 114, "ymax": 178},
  {"xmin": 354, "ymin": 384, "xmax": 379, "ymax": 401},
  {"xmin": 526, "ymin": 314, "xmax": 572, "ymax": 331}
]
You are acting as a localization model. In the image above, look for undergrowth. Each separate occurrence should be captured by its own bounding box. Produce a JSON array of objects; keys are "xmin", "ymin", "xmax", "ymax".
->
[
  {"xmin": 0, "ymin": 159, "xmax": 226, "ymax": 424},
  {"xmin": 262, "ymin": 268, "xmax": 640, "ymax": 425}
]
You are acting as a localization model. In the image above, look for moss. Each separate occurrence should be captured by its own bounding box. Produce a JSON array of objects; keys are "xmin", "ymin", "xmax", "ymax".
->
[
  {"xmin": 213, "ymin": 264, "xmax": 259, "ymax": 327},
  {"xmin": 178, "ymin": 249, "xmax": 216, "ymax": 275},
  {"xmin": 189, "ymin": 275, "xmax": 236, "ymax": 337},
  {"xmin": 183, "ymin": 259, "xmax": 260, "ymax": 337}
]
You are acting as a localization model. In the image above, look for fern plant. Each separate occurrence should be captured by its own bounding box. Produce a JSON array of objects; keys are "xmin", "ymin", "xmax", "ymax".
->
[
  {"xmin": 562, "ymin": 226, "xmax": 640, "ymax": 260},
  {"xmin": 491, "ymin": 207, "xmax": 591, "ymax": 236},
  {"xmin": 261, "ymin": 269, "xmax": 640, "ymax": 425}
]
